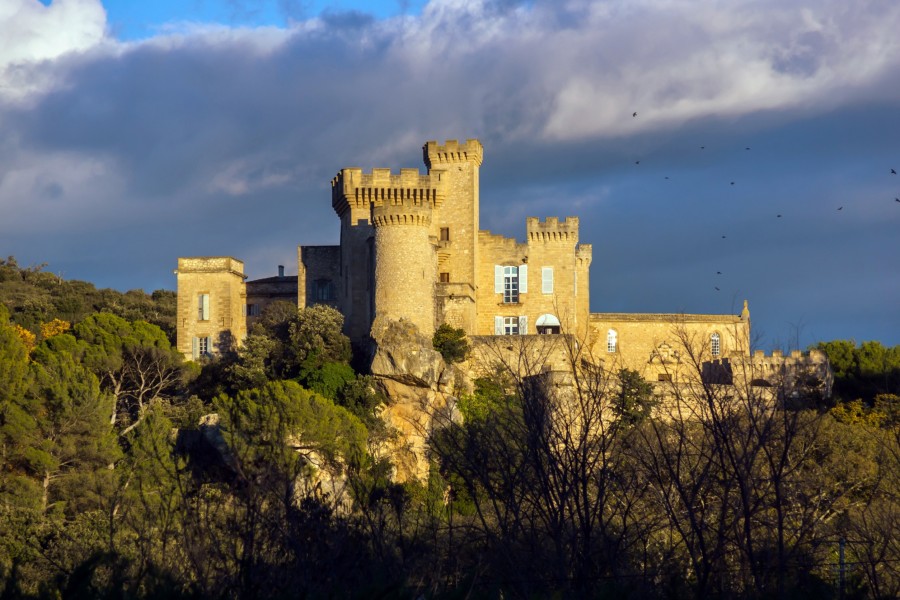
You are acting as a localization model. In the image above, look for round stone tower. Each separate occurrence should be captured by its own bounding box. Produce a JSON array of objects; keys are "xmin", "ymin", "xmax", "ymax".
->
[{"xmin": 371, "ymin": 198, "xmax": 436, "ymax": 336}]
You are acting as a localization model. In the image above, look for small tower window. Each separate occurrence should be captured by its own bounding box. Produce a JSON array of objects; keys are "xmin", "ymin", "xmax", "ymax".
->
[
  {"xmin": 440, "ymin": 227, "xmax": 450, "ymax": 241},
  {"xmin": 314, "ymin": 279, "xmax": 334, "ymax": 302},
  {"xmin": 198, "ymin": 293, "xmax": 210, "ymax": 321},
  {"xmin": 439, "ymin": 272, "xmax": 450, "ymax": 283},
  {"xmin": 711, "ymin": 332, "xmax": 721, "ymax": 357},
  {"xmin": 607, "ymin": 329, "xmax": 618, "ymax": 353}
]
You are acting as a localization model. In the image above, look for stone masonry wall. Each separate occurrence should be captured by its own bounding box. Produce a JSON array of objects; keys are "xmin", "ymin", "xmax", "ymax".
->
[
  {"xmin": 588, "ymin": 312, "xmax": 751, "ymax": 384},
  {"xmin": 175, "ymin": 257, "xmax": 247, "ymax": 359}
]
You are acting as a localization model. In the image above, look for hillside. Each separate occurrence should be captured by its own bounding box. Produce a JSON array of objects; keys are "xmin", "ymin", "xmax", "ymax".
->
[{"xmin": 0, "ymin": 256, "xmax": 176, "ymax": 343}]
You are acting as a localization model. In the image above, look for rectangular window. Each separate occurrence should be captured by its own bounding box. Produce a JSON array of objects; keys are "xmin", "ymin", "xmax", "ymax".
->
[
  {"xmin": 503, "ymin": 266, "xmax": 519, "ymax": 303},
  {"xmin": 542, "ymin": 267, "xmax": 554, "ymax": 294},
  {"xmin": 658, "ymin": 373, "xmax": 672, "ymax": 382},
  {"xmin": 503, "ymin": 316, "xmax": 519, "ymax": 335},
  {"xmin": 245, "ymin": 304, "xmax": 260, "ymax": 317},
  {"xmin": 198, "ymin": 293, "xmax": 210, "ymax": 321},
  {"xmin": 440, "ymin": 227, "xmax": 450, "ymax": 241},
  {"xmin": 315, "ymin": 279, "xmax": 334, "ymax": 302},
  {"xmin": 192, "ymin": 336, "xmax": 211, "ymax": 360},
  {"xmin": 439, "ymin": 272, "xmax": 450, "ymax": 283}
]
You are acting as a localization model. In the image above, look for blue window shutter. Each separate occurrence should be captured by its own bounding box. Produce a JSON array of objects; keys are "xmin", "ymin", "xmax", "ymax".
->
[
  {"xmin": 494, "ymin": 316, "xmax": 503, "ymax": 335},
  {"xmin": 518, "ymin": 315, "xmax": 528, "ymax": 334},
  {"xmin": 495, "ymin": 265, "xmax": 503, "ymax": 293},
  {"xmin": 519, "ymin": 265, "xmax": 527, "ymax": 293}
]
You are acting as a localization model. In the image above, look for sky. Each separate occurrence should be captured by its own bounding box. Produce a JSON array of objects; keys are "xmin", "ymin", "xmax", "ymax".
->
[{"xmin": 1, "ymin": 0, "xmax": 899, "ymax": 349}]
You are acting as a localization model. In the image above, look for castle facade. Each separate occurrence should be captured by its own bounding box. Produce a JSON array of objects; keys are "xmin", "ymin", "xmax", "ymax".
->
[{"xmin": 175, "ymin": 139, "xmax": 830, "ymax": 395}]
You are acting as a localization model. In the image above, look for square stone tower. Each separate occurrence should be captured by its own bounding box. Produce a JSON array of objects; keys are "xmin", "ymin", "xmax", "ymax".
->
[{"xmin": 175, "ymin": 257, "xmax": 247, "ymax": 360}]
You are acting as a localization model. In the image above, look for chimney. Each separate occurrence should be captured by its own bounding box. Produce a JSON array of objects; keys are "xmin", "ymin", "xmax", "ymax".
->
[{"xmin": 278, "ymin": 265, "xmax": 284, "ymax": 278}]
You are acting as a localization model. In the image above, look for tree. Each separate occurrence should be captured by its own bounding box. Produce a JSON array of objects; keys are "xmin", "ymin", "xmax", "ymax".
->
[
  {"xmin": 432, "ymin": 324, "xmax": 469, "ymax": 364},
  {"xmin": 73, "ymin": 314, "xmax": 189, "ymax": 434},
  {"xmin": 28, "ymin": 336, "xmax": 120, "ymax": 514}
]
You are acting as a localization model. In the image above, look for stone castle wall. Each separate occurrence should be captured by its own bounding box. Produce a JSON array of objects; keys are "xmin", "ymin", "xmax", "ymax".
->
[{"xmin": 588, "ymin": 312, "xmax": 751, "ymax": 384}]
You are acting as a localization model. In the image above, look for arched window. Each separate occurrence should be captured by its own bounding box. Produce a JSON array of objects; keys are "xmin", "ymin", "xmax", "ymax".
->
[
  {"xmin": 711, "ymin": 332, "xmax": 721, "ymax": 357},
  {"xmin": 607, "ymin": 329, "xmax": 617, "ymax": 353}
]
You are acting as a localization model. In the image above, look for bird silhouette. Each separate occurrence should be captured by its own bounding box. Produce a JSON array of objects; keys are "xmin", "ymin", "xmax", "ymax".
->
[
  {"xmin": 721, "ymin": 235, "xmax": 726, "ymax": 239},
  {"xmin": 635, "ymin": 160, "xmax": 640, "ymax": 165},
  {"xmin": 745, "ymin": 147, "xmax": 750, "ymax": 150},
  {"xmin": 700, "ymin": 146, "xmax": 705, "ymax": 150},
  {"xmin": 716, "ymin": 271, "xmax": 722, "ymax": 275},
  {"xmin": 892, "ymin": 168, "xmax": 897, "ymax": 174},
  {"xmin": 715, "ymin": 287, "xmax": 720, "ymax": 291},
  {"xmin": 895, "ymin": 198, "xmax": 900, "ymax": 203},
  {"xmin": 777, "ymin": 214, "xmax": 782, "ymax": 218},
  {"xmin": 837, "ymin": 206, "xmax": 843, "ymax": 211},
  {"xmin": 665, "ymin": 176, "xmax": 669, "ymax": 180},
  {"xmin": 633, "ymin": 112, "xmax": 637, "ymax": 117},
  {"xmin": 730, "ymin": 181, "xmax": 735, "ymax": 185}
]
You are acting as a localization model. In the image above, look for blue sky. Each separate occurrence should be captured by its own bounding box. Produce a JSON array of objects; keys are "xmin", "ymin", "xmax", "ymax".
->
[
  {"xmin": 2, "ymin": 0, "xmax": 899, "ymax": 348},
  {"xmin": 98, "ymin": 0, "xmax": 429, "ymax": 39}
]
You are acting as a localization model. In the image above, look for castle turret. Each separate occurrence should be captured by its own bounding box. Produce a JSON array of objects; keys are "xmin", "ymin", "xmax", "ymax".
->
[
  {"xmin": 331, "ymin": 167, "xmax": 444, "ymax": 339},
  {"xmin": 371, "ymin": 196, "xmax": 436, "ymax": 336},
  {"xmin": 424, "ymin": 139, "xmax": 483, "ymax": 331}
]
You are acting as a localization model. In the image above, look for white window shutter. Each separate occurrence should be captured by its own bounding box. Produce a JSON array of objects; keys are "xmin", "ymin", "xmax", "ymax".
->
[
  {"xmin": 519, "ymin": 265, "xmax": 528, "ymax": 293},
  {"xmin": 494, "ymin": 265, "xmax": 503, "ymax": 293},
  {"xmin": 205, "ymin": 336, "xmax": 212, "ymax": 355},
  {"xmin": 192, "ymin": 337, "xmax": 199, "ymax": 360},
  {"xmin": 494, "ymin": 316, "xmax": 504, "ymax": 335},
  {"xmin": 542, "ymin": 267, "xmax": 553, "ymax": 294},
  {"xmin": 518, "ymin": 315, "xmax": 528, "ymax": 334},
  {"xmin": 201, "ymin": 293, "xmax": 210, "ymax": 320}
]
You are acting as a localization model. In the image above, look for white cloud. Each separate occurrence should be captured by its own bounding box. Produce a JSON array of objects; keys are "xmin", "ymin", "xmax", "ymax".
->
[{"xmin": 0, "ymin": 0, "xmax": 107, "ymax": 100}]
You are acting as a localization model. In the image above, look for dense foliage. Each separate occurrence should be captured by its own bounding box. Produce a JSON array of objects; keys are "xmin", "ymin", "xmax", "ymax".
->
[
  {"xmin": 0, "ymin": 257, "xmax": 176, "ymax": 343},
  {"xmin": 0, "ymin": 266, "xmax": 898, "ymax": 598}
]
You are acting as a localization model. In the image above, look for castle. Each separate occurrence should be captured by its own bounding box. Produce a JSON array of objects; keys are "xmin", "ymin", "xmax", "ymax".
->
[{"xmin": 175, "ymin": 139, "xmax": 831, "ymax": 396}]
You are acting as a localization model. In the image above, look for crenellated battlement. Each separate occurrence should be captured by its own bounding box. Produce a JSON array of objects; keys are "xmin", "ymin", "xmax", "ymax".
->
[
  {"xmin": 423, "ymin": 139, "xmax": 484, "ymax": 168},
  {"xmin": 575, "ymin": 243, "xmax": 593, "ymax": 265},
  {"xmin": 752, "ymin": 349, "xmax": 829, "ymax": 363},
  {"xmin": 526, "ymin": 217, "xmax": 579, "ymax": 243},
  {"xmin": 371, "ymin": 201, "xmax": 432, "ymax": 228},
  {"xmin": 332, "ymin": 167, "xmax": 447, "ymax": 217},
  {"xmin": 478, "ymin": 230, "xmax": 526, "ymax": 253}
]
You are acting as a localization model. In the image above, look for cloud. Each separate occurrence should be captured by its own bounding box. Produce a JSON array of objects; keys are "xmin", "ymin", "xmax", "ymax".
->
[{"xmin": 0, "ymin": 0, "xmax": 107, "ymax": 100}]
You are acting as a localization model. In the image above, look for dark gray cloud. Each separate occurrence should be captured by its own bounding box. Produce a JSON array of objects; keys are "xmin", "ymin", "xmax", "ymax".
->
[{"xmin": 1, "ymin": 0, "xmax": 899, "ymax": 347}]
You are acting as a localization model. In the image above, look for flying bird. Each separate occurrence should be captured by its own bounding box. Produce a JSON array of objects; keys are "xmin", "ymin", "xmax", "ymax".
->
[
  {"xmin": 635, "ymin": 160, "xmax": 640, "ymax": 165},
  {"xmin": 777, "ymin": 214, "xmax": 782, "ymax": 218},
  {"xmin": 633, "ymin": 112, "xmax": 637, "ymax": 117},
  {"xmin": 716, "ymin": 271, "xmax": 722, "ymax": 275},
  {"xmin": 892, "ymin": 169, "xmax": 897, "ymax": 174},
  {"xmin": 895, "ymin": 198, "xmax": 900, "ymax": 203},
  {"xmin": 665, "ymin": 176, "xmax": 669, "ymax": 179},
  {"xmin": 715, "ymin": 287, "xmax": 720, "ymax": 291},
  {"xmin": 700, "ymin": 146, "xmax": 705, "ymax": 150},
  {"xmin": 721, "ymin": 235, "xmax": 726, "ymax": 239},
  {"xmin": 730, "ymin": 181, "xmax": 735, "ymax": 185},
  {"xmin": 837, "ymin": 206, "xmax": 843, "ymax": 211},
  {"xmin": 745, "ymin": 147, "xmax": 750, "ymax": 150}
]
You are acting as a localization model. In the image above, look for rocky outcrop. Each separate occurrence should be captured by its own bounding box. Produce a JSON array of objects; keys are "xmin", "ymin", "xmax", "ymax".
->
[{"xmin": 368, "ymin": 317, "xmax": 467, "ymax": 482}]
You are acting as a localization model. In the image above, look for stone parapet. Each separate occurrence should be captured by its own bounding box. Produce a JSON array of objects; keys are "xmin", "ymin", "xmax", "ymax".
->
[
  {"xmin": 331, "ymin": 167, "xmax": 447, "ymax": 217},
  {"xmin": 527, "ymin": 216, "xmax": 579, "ymax": 243},
  {"xmin": 423, "ymin": 139, "xmax": 484, "ymax": 168},
  {"xmin": 176, "ymin": 257, "xmax": 245, "ymax": 278}
]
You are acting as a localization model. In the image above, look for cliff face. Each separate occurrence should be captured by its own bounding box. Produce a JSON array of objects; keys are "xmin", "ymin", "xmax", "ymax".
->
[{"xmin": 368, "ymin": 316, "xmax": 467, "ymax": 482}]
